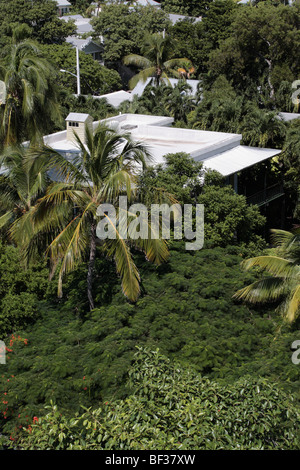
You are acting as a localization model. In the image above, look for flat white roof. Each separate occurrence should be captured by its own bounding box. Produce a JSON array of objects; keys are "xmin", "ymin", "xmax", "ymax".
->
[
  {"xmin": 43, "ymin": 113, "xmax": 281, "ymax": 176},
  {"xmin": 61, "ymin": 15, "xmax": 94, "ymax": 34},
  {"xmin": 203, "ymin": 146, "xmax": 282, "ymax": 177},
  {"xmin": 94, "ymin": 90, "xmax": 132, "ymax": 108},
  {"xmin": 131, "ymin": 78, "xmax": 201, "ymax": 98},
  {"xmin": 277, "ymin": 112, "xmax": 300, "ymax": 122}
]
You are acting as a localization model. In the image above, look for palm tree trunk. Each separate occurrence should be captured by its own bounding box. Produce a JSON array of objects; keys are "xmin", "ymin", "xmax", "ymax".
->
[{"xmin": 87, "ymin": 221, "xmax": 97, "ymax": 310}]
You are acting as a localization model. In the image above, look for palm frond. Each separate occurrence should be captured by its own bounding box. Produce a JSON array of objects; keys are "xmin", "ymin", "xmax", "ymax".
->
[
  {"xmin": 233, "ymin": 277, "xmax": 287, "ymax": 304},
  {"xmin": 285, "ymin": 284, "xmax": 300, "ymax": 323},
  {"xmin": 100, "ymin": 214, "xmax": 141, "ymax": 301},
  {"xmin": 241, "ymin": 255, "xmax": 298, "ymax": 279}
]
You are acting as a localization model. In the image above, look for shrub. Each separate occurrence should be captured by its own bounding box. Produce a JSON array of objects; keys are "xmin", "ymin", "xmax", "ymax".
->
[{"xmin": 15, "ymin": 348, "xmax": 300, "ymax": 450}]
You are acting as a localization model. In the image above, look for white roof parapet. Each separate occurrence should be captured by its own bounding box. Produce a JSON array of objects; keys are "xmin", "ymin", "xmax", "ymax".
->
[
  {"xmin": 168, "ymin": 13, "xmax": 202, "ymax": 24},
  {"xmin": 135, "ymin": 0, "xmax": 161, "ymax": 6}
]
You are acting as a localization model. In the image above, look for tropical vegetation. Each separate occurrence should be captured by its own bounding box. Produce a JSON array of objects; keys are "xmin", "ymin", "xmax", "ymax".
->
[{"xmin": 0, "ymin": 0, "xmax": 299, "ymax": 452}]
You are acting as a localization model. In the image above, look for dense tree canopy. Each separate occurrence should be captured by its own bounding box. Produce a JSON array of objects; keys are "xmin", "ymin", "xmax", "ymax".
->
[
  {"xmin": 40, "ymin": 43, "xmax": 122, "ymax": 96},
  {"xmin": 208, "ymin": 3, "xmax": 300, "ymax": 98},
  {"xmin": 0, "ymin": 0, "xmax": 76, "ymax": 46},
  {"xmin": 91, "ymin": 3, "xmax": 171, "ymax": 64},
  {"xmin": 160, "ymin": 0, "xmax": 213, "ymax": 16}
]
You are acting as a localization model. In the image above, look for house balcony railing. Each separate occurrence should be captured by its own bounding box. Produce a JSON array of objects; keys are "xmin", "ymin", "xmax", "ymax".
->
[{"xmin": 247, "ymin": 183, "xmax": 285, "ymax": 207}]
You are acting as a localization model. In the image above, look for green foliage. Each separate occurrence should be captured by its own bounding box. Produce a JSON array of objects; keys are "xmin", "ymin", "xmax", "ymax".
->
[
  {"xmin": 40, "ymin": 43, "xmax": 122, "ymax": 96},
  {"xmin": 208, "ymin": 2, "xmax": 300, "ymax": 97},
  {"xmin": 58, "ymin": 94, "xmax": 116, "ymax": 126},
  {"xmin": 0, "ymin": 35, "xmax": 62, "ymax": 145},
  {"xmin": 1, "ymin": 243, "xmax": 299, "ymax": 442},
  {"xmin": 138, "ymin": 152, "xmax": 266, "ymax": 248},
  {"xmin": 124, "ymin": 32, "xmax": 193, "ymax": 89},
  {"xmin": 198, "ymin": 185, "xmax": 266, "ymax": 248},
  {"xmin": 161, "ymin": 0, "xmax": 213, "ymax": 16},
  {"xmin": 139, "ymin": 152, "xmax": 204, "ymax": 205},
  {"xmin": 0, "ymin": 242, "xmax": 49, "ymax": 335},
  {"xmin": 234, "ymin": 228, "xmax": 300, "ymax": 324},
  {"xmin": 0, "ymin": 0, "xmax": 76, "ymax": 46},
  {"xmin": 15, "ymin": 348, "xmax": 300, "ymax": 450},
  {"xmin": 91, "ymin": 4, "xmax": 171, "ymax": 64}
]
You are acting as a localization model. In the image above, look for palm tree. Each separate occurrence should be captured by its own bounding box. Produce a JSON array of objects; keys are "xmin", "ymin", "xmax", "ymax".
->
[
  {"xmin": 14, "ymin": 124, "xmax": 169, "ymax": 311},
  {"xmin": 163, "ymin": 81, "xmax": 196, "ymax": 123},
  {"xmin": 233, "ymin": 228, "xmax": 300, "ymax": 324},
  {"xmin": 0, "ymin": 145, "xmax": 51, "ymax": 234},
  {"xmin": 0, "ymin": 26, "xmax": 61, "ymax": 146},
  {"xmin": 240, "ymin": 105, "xmax": 286, "ymax": 148},
  {"xmin": 123, "ymin": 32, "xmax": 193, "ymax": 89}
]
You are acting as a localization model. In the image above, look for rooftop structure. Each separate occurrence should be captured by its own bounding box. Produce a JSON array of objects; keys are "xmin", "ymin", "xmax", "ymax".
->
[
  {"xmin": 65, "ymin": 113, "xmax": 93, "ymax": 144},
  {"xmin": 43, "ymin": 113, "xmax": 281, "ymax": 179},
  {"xmin": 131, "ymin": 78, "xmax": 201, "ymax": 99},
  {"xmin": 61, "ymin": 15, "xmax": 94, "ymax": 35},
  {"xmin": 168, "ymin": 13, "xmax": 202, "ymax": 25},
  {"xmin": 132, "ymin": 0, "xmax": 161, "ymax": 6},
  {"xmin": 56, "ymin": 0, "xmax": 71, "ymax": 16},
  {"xmin": 66, "ymin": 36, "xmax": 103, "ymax": 61}
]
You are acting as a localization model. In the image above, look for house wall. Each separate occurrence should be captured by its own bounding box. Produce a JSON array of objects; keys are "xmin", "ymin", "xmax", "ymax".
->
[
  {"xmin": 66, "ymin": 116, "xmax": 93, "ymax": 143},
  {"xmin": 58, "ymin": 6, "xmax": 70, "ymax": 16}
]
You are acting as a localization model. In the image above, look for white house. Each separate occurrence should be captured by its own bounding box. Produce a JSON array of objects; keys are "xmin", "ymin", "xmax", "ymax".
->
[
  {"xmin": 66, "ymin": 36, "xmax": 104, "ymax": 62},
  {"xmin": 56, "ymin": 0, "xmax": 71, "ymax": 17},
  {"xmin": 43, "ymin": 113, "xmax": 282, "ymax": 203}
]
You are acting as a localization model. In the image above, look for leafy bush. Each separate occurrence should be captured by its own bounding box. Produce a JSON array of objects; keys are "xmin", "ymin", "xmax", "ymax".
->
[
  {"xmin": 14, "ymin": 348, "xmax": 300, "ymax": 450},
  {"xmin": 138, "ymin": 153, "xmax": 266, "ymax": 249},
  {"xmin": 0, "ymin": 243, "xmax": 49, "ymax": 335},
  {"xmin": 0, "ymin": 243, "xmax": 299, "ymax": 443}
]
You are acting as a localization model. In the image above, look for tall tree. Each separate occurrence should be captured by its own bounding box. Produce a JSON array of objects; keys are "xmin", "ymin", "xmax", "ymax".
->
[
  {"xmin": 0, "ymin": 0, "xmax": 75, "ymax": 46},
  {"xmin": 91, "ymin": 3, "xmax": 171, "ymax": 65},
  {"xmin": 14, "ymin": 124, "xmax": 169, "ymax": 310},
  {"xmin": 0, "ymin": 145, "xmax": 51, "ymax": 234},
  {"xmin": 208, "ymin": 2, "xmax": 300, "ymax": 98},
  {"xmin": 240, "ymin": 105, "xmax": 286, "ymax": 148},
  {"xmin": 124, "ymin": 32, "xmax": 192, "ymax": 88},
  {"xmin": 0, "ymin": 28, "xmax": 61, "ymax": 146}
]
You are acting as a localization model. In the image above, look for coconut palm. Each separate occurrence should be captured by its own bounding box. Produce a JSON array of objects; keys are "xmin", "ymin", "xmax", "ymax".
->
[
  {"xmin": 123, "ymin": 32, "xmax": 193, "ymax": 89},
  {"xmin": 0, "ymin": 145, "xmax": 51, "ymax": 234},
  {"xmin": 163, "ymin": 81, "xmax": 196, "ymax": 123},
  {"xmin": 13, "ymin": 124, "xmax": 169, "ymax": 310},
  {"xmin": 0, "ymin": 26, "xmax": 61, "ymax": 146},
  {"xmin": 240, "ymin": 105, "xmax": 286, "ymax": 148},
  {"xmin": 233, "ymin": 228, "xmax": 300, "ymax": 324}
]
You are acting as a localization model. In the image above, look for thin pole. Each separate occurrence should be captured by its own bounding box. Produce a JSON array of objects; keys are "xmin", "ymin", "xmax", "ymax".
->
[{"xmin": 76, "ymin": 47, "xmax": 81, "ymax": 96}]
